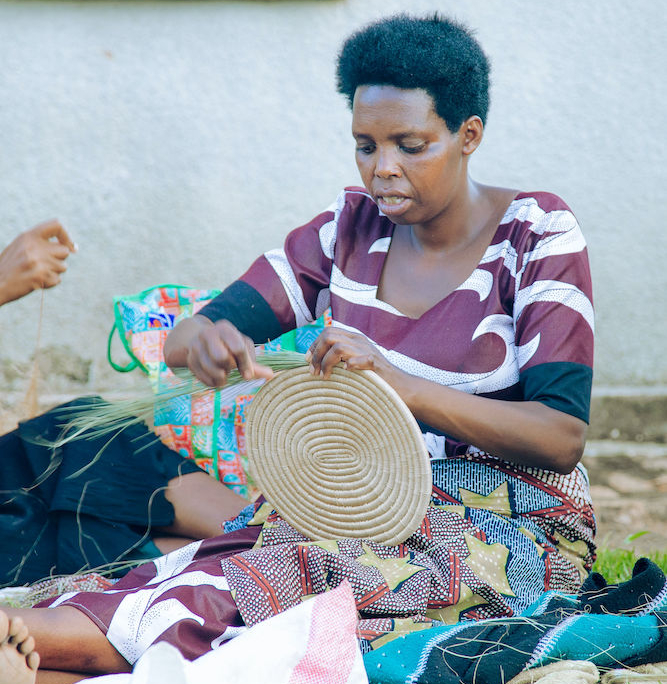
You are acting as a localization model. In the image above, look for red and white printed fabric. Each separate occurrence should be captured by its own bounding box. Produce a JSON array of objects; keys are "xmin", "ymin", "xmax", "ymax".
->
[{"xmin": 83, "ymin": 580, "xmax": 367, "ymax": 684}]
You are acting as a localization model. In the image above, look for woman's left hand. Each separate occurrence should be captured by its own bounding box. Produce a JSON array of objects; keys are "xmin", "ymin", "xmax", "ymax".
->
[{"xmin": 306, "ymin": 328, "xmax": 392, "ymax": 379}]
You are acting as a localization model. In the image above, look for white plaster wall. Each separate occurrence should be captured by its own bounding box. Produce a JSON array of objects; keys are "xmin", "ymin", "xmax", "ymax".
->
[{"xmin": 0, "ymin": 0, "xmax": 665, "ymax": 391}]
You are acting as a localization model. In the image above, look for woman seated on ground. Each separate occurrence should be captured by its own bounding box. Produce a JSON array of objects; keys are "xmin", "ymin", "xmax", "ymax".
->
[{"xmin": 0, "ymin": 13, "xmax": 595, "ymax": 684}]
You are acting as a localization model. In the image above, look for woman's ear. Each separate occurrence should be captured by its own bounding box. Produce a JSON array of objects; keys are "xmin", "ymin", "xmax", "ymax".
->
[{"xmin": 460, "ymin": 116, "xmax": 484, "ymax": 155}]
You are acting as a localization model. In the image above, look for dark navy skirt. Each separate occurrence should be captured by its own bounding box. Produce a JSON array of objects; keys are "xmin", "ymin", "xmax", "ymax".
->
[{"xmin": 0, "ymin": 396, "xmax": 200, "ymax": 586}]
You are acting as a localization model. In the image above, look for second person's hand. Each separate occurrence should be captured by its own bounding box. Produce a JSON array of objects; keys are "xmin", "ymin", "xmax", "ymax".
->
[{"xmin": 0, "ymin": 219, "xmax": 76, "ymax": 306}]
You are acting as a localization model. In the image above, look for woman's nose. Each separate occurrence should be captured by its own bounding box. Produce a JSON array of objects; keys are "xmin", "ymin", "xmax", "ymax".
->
[{"xmin": 374, "ymin": 148, "xmax": 401, "ymax": 178}]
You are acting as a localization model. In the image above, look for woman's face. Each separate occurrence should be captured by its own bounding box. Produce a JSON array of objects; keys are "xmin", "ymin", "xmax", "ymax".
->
[{"xmin": 352, "ymin": 85, "xmax": 472, "ymax": 229}]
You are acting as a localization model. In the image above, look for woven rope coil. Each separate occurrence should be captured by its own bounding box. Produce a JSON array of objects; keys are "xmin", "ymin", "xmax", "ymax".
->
[{"xmin": 246, "ymin": 366, "xmax": 432, "ymax": 546}]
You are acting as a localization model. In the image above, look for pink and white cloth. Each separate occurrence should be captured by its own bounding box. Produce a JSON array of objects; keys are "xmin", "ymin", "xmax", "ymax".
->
[{"xmin": 84, "ymin": 580, "xmax": 367, "ymax": 684}]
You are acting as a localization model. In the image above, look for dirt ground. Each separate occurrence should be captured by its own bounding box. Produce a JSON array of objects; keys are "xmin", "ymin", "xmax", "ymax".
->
[
  {"xmin": 585, "ymin": 395, "xmax": 667, "ymax": 554},
  {"xmin": 582, "ymin": 442, "xmax": 667, "ymax": 554}
]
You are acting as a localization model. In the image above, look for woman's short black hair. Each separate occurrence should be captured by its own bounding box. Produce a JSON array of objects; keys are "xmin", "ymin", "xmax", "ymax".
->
[{"xmin": 336, "ymin": 14, "xmax": 490, "ymax": 132}]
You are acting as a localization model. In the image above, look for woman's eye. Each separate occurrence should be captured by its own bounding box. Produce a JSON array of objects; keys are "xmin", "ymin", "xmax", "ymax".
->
[
  {"xmin": 400, "ymin": 144, "xmax": 425, "ymax": 154},
  {"xmin": 356, "ymin": 144, "xmax": 375, "ymax": 155}
]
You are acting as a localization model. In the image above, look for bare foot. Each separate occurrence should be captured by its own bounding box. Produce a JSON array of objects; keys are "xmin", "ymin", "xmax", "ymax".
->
[{"xmin": 0, "ymin": 610, "xmax": 39, "ymax": 684}]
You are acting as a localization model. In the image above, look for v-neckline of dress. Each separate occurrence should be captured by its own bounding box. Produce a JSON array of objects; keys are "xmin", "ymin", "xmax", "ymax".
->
[{"xmin": 372, "ymin": 195, "xmax": 519, "ymax": 322}]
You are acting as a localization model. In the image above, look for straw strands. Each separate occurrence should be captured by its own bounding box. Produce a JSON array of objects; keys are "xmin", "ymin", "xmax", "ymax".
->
[{"xmin": 41, "ymin": 351, "xmax": 310, "ymax": 449}]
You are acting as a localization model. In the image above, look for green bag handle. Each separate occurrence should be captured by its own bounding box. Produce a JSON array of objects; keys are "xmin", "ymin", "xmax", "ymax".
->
[
  {"xmin": 107, "ymin": 320, "xmax": 142, "ymax": 373},
  {"xmin": 212, "ymin": 390, "xmax": 222, "ymax": 480},
  {"xmin": 107, "ymin": 283, "xmax": 222, "ymax": 375},
  {"xmin": 107, "ymin": 283, "xmax": 187, "ymax": 375}
]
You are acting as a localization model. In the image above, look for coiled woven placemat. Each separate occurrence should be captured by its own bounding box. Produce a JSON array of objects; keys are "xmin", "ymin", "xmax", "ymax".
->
[{"xmin": 246, "ymin": 366, "xmax": 432, "ymax": 546}]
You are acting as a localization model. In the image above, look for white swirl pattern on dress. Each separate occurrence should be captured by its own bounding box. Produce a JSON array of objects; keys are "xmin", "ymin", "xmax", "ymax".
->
[
  {"xmin": 265, "ymin": 248, "xmax": 312, "ymax": 327},
  {"xmin": 147, "ymin": 541, "xmax": 202, "ymax": 585},
  {"xmin": 501, "ymin": 198, "xmax": 577, "ymax": 236},
  {"xmin": 107, "ymin": 570, "xmax": 231, "ymax": 663},
  {"xmin": 368, "ymin": 236, "xmax": 391, "ymax": 253},
  {"xmin": 332, "ymin": 316, "xmax": 539, "ymax": 395},
  {"xmin": 515, "ymin": 280, "xmax": 595, "ymax": 333},
  {"xmin": 456, "ymin": 268, "xmax": 493, "ymax": 301},
  {"xmin": 330, "ymin": 264, "xmax": 405, "ymax": 316}
]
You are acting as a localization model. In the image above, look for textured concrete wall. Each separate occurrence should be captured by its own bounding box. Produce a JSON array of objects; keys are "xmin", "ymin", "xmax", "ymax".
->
[{"xmin": 0, "ymin": 0, "xmax": 665, "ymax": 392}]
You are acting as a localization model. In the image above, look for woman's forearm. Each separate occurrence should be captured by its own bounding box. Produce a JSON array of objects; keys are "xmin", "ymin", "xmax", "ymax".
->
[
  {"xmin": 305, "ymin": 327, "xmax": 587, "ymax": 473},
  {"xmin": 381, "ymin": 365, "xmax": 587, "ymax": 473}
]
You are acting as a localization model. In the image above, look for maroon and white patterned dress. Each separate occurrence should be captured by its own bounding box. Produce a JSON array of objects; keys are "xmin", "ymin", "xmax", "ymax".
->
[{"xmin": 46, "ymin": 189, "xmax": 596, "ymax": 661}]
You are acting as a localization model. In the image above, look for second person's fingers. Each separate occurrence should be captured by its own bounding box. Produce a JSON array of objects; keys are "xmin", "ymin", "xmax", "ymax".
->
[{"xmin": 35, "ymin": 219, "xmax": 76, "ymax": 252}]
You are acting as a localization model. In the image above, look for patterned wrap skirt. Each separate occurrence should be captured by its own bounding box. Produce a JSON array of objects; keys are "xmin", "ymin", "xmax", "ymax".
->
[{"xmin": 45, "ymin": 452, "xmax": 596, "ymax": 661}]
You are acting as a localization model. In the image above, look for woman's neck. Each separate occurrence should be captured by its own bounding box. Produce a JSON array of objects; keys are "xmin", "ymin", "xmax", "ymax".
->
[{"xmin": 410, "ymin": 179, "xmax": 516, "ymax": 258}]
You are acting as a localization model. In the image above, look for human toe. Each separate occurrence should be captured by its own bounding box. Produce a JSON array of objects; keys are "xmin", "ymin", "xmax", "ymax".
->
[
  {"xmin": 17, "ymin": 635, "xmax": 34, "ymax": 656},
  {"xmin": 26, "ymin": 651, "xmax": 40, "ymax": 672},
  {"xmin": 8, "ymin": 617, "xmax": 28, "ymax": 645},
  {"xmin": 0, "ymin": 612, "xmax": 8, "ymax": 643}
]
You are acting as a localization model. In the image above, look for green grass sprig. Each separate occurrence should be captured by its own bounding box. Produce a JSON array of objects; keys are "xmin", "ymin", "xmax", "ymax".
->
[{"xmin": 592, "ymin": 546, "xmax": 667, "ymax": 584}]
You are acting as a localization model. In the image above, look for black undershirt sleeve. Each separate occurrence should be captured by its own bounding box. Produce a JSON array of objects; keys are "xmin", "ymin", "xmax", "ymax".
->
[
  {"xmin": 519, "ymin": 361, "xmax": 593, "ymax": 424},
  {"xmin": 197, "ymin": 281, "xmax": 284, "ymax": 345}
]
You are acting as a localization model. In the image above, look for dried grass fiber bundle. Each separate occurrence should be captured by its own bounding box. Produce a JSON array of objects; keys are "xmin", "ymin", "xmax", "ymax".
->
[{"xmin": 49, "ymin": 351, "xmax": 310, "ymax": 449}]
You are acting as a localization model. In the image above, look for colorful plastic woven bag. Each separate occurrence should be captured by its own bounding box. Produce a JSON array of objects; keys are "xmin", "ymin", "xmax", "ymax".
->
[{"xmin": 108, "ymin": 284, "xmax": 331, "ymax": 499}]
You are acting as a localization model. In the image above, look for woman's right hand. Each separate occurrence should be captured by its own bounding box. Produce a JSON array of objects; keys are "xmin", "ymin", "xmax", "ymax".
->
[{"xmin": 164, "ymin": 316, "xmax": 274, "ymax": 388}]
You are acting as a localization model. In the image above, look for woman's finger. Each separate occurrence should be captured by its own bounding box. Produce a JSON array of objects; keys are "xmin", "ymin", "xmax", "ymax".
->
[
  {"xmin": 251, "ymin": 361, "xmax": 275, "ymax": 381},
  {"xmin": 319, "ymin": 341, "xmax": 357, "ymax": 378},
  {"xmin": 244, "ymin": 339, "xmax": 275, "ymax": 381},
  {"xmin": 318, "ymin": 348, "xmax": 341, "ymax": 378},
  {"xmin": 190, "ymin": 327, "xmax": 235, "ymax": 387},
  {"xmin": 188, "ymin": 345, "xmax": 225, "ymax": 388},
  {"xmin": 310, "ymin": 328, "xmax": 381, "ymax": 378},
  {"xmin": 340, "ymin": 352, "xmax": 375, "ymax": 371},
  {"xmin": 215, "ymin": 321, "xmax": 255, "ymax": 380},
  {"xmin": 191, "ymin": 321, "xmax": 268, "ymax": 386},
  {"xmin": 308, "ymin": 328, "xmax": 342, "ymax": 375}
]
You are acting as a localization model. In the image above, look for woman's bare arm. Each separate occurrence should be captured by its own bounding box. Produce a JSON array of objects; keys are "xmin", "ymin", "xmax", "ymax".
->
[
  {"xmin": 307, "ymin": 327, "xmax": 587, "ymax": 474},
  {"xmin": 385, "ymin": 365, "xmax": 586, "ymax": 473}
]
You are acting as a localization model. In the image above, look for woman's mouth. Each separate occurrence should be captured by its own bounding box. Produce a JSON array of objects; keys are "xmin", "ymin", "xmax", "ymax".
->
[{"xmin": 376, "ymin": 195, "xmax": 411, "ymax": 214}]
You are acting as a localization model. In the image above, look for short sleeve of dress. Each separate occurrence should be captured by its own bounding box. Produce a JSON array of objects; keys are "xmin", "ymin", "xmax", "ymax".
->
[
  {"xmin": 513, "ymin": 194, "xmax": 594, "ymax": 423},
  {"xmin": 198, "ymin": 192, "xmax": 341, "ymax": 343}
]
